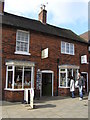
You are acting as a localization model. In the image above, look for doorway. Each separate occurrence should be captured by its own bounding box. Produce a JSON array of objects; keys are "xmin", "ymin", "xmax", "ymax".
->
[
  {"xmin": 41, "ymin": 71, "xmax": 54, "ymax": 96},
  {"xmin": 81, "ymin": 72, "xmax": 88, "ymax": 93}
]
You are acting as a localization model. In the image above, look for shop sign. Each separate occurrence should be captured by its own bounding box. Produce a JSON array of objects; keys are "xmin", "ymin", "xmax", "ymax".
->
[
  {"xmin": 41, "ymin": 48, "xmax": 48, "ymax": 59},
  {"xmin": 81, "ymin": 55, "xmax": 87, "ymax": 64}
]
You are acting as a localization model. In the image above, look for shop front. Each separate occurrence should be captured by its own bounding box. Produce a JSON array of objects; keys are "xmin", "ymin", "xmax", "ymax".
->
[
  {"xmin": 58, "ymin": 65, "xmax": 79, "ymax": 96},
  {"xmin": 4, "ymin": 60, "xmax": 35, "ymax": 101},
  {"xmin": 36, "ymin": 70, "xmax": 54, "ymax": 97}
]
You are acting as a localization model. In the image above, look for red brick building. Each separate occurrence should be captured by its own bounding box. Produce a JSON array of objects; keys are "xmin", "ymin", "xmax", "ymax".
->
[{"xmin": 0, "ymin": 1, "xmax": 89, "ymax": 101}]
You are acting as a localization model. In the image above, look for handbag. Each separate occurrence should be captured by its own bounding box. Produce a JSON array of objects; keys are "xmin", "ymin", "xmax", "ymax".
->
[{"xmin": 75, "ymin": 80, "xmax": 79, "ymax": 88}]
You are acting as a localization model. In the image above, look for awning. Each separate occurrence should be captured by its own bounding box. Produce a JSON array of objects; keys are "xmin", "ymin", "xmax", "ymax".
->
[{"xmin": 5, "ymin": 60, "xmax": 35, "ymax": 67}]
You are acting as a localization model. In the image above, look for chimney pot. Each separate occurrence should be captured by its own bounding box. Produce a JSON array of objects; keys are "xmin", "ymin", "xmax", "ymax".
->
[{"xmin": 0, "ymin": 1, "xmax": 4, "ymax": 14}]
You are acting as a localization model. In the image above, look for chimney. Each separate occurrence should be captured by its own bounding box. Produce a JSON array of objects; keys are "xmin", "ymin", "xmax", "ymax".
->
[
  {"xmin": 38, "ymin": 5, "xmax": 47, "ymax": 24},
  {"xmin": 0, "ymin": 0, "xmax": 4, "ymax": 14}
]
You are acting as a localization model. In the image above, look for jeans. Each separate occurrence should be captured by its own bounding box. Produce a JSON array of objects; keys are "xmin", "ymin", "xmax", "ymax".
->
[
  {"xmin": 79, "ymin": 86, "xmax": 83, "ymax": 98},
  {"xmin": 71, "ymin": 91, "xmax": 75, "ymax": 98}
]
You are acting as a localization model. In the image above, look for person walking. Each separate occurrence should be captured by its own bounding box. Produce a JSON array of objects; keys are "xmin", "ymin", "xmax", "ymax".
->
[
  {"xmin": 77, "ymin": 72, "xmax": 85, "ymax": 101},
  {"xmin": 70, "ymin": 76, "xmax": 75, "ymax": 98}
]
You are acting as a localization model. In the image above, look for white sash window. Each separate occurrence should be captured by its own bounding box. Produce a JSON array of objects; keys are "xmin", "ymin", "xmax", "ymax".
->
[
  {"xmin": 61, "ymin": 41, "xmax": 75, "ymax": 55},
  {"xmin": 15, "ymin": 30, "xmax": 30, "ymax": 55}
]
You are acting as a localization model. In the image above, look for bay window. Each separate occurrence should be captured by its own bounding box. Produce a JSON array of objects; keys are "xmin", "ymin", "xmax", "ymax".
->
[
  {"xmin": 59, "ymin": 69, "xmax": 66, "ymax": 87},
  {"xmin": 59, "ymin": 65, "xmax": 79, "ymax": 88},
  {"xmin": 5, "ymin": 61, "xmax": 35, "ymax": 90}
]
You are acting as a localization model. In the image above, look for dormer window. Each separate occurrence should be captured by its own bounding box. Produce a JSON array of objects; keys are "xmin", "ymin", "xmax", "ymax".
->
[{"xmin": 15, "ymin": 30, "xmax": 30, "ymax": 55}]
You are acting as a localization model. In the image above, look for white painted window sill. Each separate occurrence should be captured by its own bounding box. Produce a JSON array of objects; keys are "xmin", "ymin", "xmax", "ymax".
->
[
  {"xmin": 61, "ymin": 52, "xmax": 75, "ymax": 56},
  {"xmin": 58, "ymin": 86, "xmax": 70, "ymax": 88},
  {"xmin": 15, "ymin": 51, "xmax": 31, "ymax": 56},
  {"xmin": 4, "ymin": 88, "xmax": 35, "ymax": 91},
  {"xmin": 4, "ymin": 88, "xmax": 24, "ymax": 91}
]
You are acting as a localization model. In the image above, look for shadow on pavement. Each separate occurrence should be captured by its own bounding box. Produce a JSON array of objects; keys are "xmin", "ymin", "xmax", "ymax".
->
[
  {"xmin": 35, "ymin": 103, "xmax": 56, "ymax": 109},
  {"xmin": 1, "ymin": 95, "xmax": 88, "ymax": 106},
  {"xmin": 34, "ymin": 96, "xmax": 74, "ymax": 103}
]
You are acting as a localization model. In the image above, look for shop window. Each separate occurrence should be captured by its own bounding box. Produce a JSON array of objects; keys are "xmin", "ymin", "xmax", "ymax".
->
[
  {"xmin": 6, "ymin": 65, "xmax": 33, "ymax": 90},
  {"xmin": 59, "ymin": 68, "xmax": 79, "ymax": 88},
  {"xmin": 8, "ymin": 71, "xmax": 13, "ymax": 88},
  {"xmin": 60, "ymin": 69, "xmax": 65, "ymax": 71},
  {"xmin": 14, "ymin": 66, "xmax": 23, "ymax": 89},
  {"xmin": 60, "ymin": 73, "xmax": 66, "ymax": 87},
  {"xmin": 8, "ymin": 66, "xmax": 12, "ymax": 70},
  {"xmin": 67, "ymin": 69, "xmax": 72, "ymax": 87},
  {"xmin": 24, "ymin": 67, "xmax": 31, "ymax": 88}
]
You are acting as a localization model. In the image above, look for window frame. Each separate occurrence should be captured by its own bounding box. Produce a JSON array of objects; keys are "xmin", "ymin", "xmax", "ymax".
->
[
  {"xmin": 59, "ymin": 67, "xmax": 79, "ymax": 88},
  {"xmin": 5, "ymin": 65, "xmax": 34, "ymax": 90},
  {"xmin": 61, "ymin": 41, "xmax": 75, "ymax": 55},
  {"xmin": 15, "ymin": 30, "xmax": 31, "ymax": 55}
]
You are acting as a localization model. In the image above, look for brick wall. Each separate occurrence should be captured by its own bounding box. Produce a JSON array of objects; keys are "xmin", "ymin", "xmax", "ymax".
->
[
  {"xmin": 58, "ymin": 88, "xmax": 79, "ymax": 96},
  {"xmin": 2, "ymin": 25, "xmax": 89, "ymax": 100},
  {"xmin": 4, "ymin": 90, "xmax": 24, "ymax": 102}
]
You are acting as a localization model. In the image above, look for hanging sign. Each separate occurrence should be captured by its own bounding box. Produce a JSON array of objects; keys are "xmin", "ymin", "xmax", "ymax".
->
[
  {"xmin": 81, "ymin": 55, "xmax": 87, "ymax": 64},
  {"xmin": 41, "ymin": 48, "xmax": 48, "ymax": 59}
]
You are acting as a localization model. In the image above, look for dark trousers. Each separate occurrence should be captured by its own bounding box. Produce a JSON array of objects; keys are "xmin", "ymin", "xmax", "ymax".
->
[{"xmin": 71, "ymin": 91, "xmax": 75, "ymax": 98}]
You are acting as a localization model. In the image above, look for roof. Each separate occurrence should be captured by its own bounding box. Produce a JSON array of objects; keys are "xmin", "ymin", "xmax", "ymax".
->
[
  {"xmin": 0, "ymin": 12, "xmax": 88, "ymax": 44},
  {"xmin": 80, "ymin": 31, "xmax": 90, "ymax": 42}
]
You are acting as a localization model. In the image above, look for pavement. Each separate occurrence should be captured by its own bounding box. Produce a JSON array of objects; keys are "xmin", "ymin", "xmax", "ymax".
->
[
  {"xmin": 0, "ymin": 96, "xmax": 88, "ymax": 118},
  {"xmin": 88, "ymin": 92, "xmax": 90, "ymax": 100}
]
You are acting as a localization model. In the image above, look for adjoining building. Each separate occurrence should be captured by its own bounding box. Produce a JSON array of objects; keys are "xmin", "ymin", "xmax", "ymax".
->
[
  {"xmin": 0, "ymin": 1, "xmax": 89, "ymax": 101},
  {"xmin": 80, "ymin": 31, "xmax": 90, "ymax": 92}
]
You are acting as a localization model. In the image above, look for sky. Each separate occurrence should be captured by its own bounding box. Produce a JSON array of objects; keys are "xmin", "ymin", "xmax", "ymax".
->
[{"xmin": 4, "ymin": 0, "xmax": 89, "ymax": 35}]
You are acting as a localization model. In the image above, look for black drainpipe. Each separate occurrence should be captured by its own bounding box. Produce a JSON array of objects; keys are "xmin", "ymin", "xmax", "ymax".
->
[{"xmin": 57, "ymin": 58, "xmax": 59, "ymax": 96}]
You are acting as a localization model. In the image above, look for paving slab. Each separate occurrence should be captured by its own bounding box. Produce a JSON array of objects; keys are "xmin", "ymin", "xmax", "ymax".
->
[{"xmin": 1, "ymin": 96, "xmax": 88, "ymax": 118}]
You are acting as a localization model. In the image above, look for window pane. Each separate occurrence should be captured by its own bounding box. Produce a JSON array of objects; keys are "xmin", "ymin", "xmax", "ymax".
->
[
  {"xmin": 66, "ymin": 43, "xmax": 69, "ymax": 53},
  {"xmin": 24, "ymin": 33, "xmax": 28, "ymax": 42},
  {"xmin": 67, "ymin": 69, "xmax": 72, "ymax": 87},
  {"xmin": 60, "ymin": 73, "xmax": 66, "ymax": 87},
  {"xmin": 61, "ymin": 42, "xmax": 65, "ymax": 53},
  {"xmin": 16, "ymin": 41, "xmax": 21, "ymax": 51},
  {"xmin": 8, "ymin": 66, "xmax": 12, "ymax": 70},
  {"xmin": 14, "ymin": 66, "xmax": 23, "ymax": 89},
  {"xmin": 21, "ymin": 42, "xmax": 24, "ymax": 51},
  {"xmin": 24, "ymin": 43, "xmax": 28, "ymax": 52},
  {"xmin": 24, "ymin": 67, "xmax": 31, "ymax": 88},
  {"xmin": 8, "ymin": 71, "xmax": 13, "ymax": 88},
  {"xmin": 60, "ymin": 69, "xmax": 65, "ymax": 71},
  {"xmin": 70, "ymin": 44, "xmax": 74, "ymax": 55}
]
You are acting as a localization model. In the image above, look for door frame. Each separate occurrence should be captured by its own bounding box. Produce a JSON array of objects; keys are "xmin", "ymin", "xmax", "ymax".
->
[
  {"xmin": 41, "ymin": 70, "xmax": 54, "ymax": 97},
  {"xmin": 81, "ymin": 72, "xmax": 88, "ymax": 93}
]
